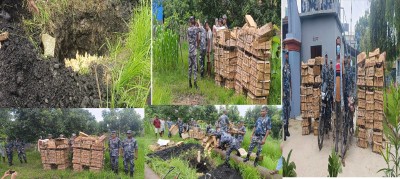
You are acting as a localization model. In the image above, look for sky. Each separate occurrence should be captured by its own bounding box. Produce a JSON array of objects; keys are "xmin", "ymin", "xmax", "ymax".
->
[
  {"xmin": 215, "ymin": 105, "xmax": 282, "ymax": 117},
  {"xmin": 281, "ymin": 0, "xmax": 370, "ymax": 34},
  {"xmin": 84, "ymin": 108, "xmax": 144, "ymax": 122}
]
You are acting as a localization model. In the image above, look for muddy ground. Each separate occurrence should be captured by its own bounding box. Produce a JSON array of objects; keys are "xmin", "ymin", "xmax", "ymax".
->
[
  {"xmin": 148, "ymin": 143, "xmax": 243, "ymax": 179},
  {"xmin": 283, "ymin": 119, "xmax": 387, "ymax": 177},
  {"xmin": 0, "ymin": 0, "xmax": 136, "ymax": 107}
]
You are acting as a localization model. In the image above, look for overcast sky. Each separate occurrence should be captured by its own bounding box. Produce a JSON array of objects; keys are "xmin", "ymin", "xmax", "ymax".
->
[
  {"xmin": 281, "ymin": 0, "xmax": 370, "ymax": 34},
  {"xmin": 84, "ymin": 108, "xmax": 144, "ymax": 122}
]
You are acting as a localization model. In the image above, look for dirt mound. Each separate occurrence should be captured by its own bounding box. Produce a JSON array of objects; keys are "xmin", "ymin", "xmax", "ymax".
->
[
  {"xmin": 0, "ymin": 19, "xmax": 107, "ymax": 107},
  {"xmin": 198, "ymin": 164, "xmax": 243, "ymax": 179},
  {"xmin": 147, "ymin": 143, "xmax": 203, "ymax": 160}
]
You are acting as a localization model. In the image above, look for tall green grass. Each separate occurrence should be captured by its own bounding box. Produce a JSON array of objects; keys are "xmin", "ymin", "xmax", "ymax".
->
[
  {"xmin": 269, "ymin": 33, "xmax": 282, "ymax": 104},
  {"xmin": 153, "ymin": 24, "xmax": 181, "ymax": 73},
  {"xmin": 108, "ymin": 0, "xmax": 151, "ymax": 108}
]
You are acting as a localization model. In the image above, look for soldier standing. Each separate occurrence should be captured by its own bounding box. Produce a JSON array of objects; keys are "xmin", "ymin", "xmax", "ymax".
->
[
  {"xmin": 166, "ymin": 117, "xmax": 173, "ymax": 138},
  {"xmin": 122, "ymin": 130, "xmax": 138, "ymax": 177},
  {"xmin": 5, "ymin": 138, "xmax": 14, "ymax": 166},
  {"xmin": 177, "ymin": 118, "xmax": 184, "ymax": 138},
  {"xmin": 109, "ymin": 131, "xmax": 121, "ymax": 174},
  {"xmin": 15, "ymin": 138, "xmax": 27, "ymax": 163},
  {"xmin": 199, "ymin": 21, "xmax": 207, "ymax": 78},
  {"xmin": 218, "ymin": 109, "xmax": 230, "ymax": 132},
  {"xmin": 216, "ymin": 131, "xmax": 240, "ymax": 165},
  {"xmin": 187, "ymin": 16, "xmax": 201, "ymax": 89},
  {"xmin": 243, "ymin": 106, "xmax": 272, "ymax": 167},
  {"xmin": 236, "ymin": 120, "xmax": 246, "ymax": 147},
  {"xmin": 282, "ymin": 52, "xmax": 291, "ymax": 141}
]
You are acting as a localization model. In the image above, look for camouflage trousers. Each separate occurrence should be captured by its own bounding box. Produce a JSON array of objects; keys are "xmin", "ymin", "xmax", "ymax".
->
[
  {"xmin": 199, "ymin": 50, "xmax": 206, "ymax": 76},
  {"xmin": 247, "ymin": 135, "xmax": 264, "ymax": 158},
  {"xmin": 283, "ymin": 97, "xmax": 291, "ymax": 126},
  {"xmin": 7, "ymin": 152, "xmax": 12, "ymax": 165},
  {"xmin": 221, "ymin": 126, "xmax": 229, "ymax": 133},
  {"xmin": 225, "ymin": 140, "xmax": 240, "ymax": 163},
  {"xmin": 236, "ymin": 135, "xmax": 244, "ymax": 148},
  {"xmin": 188, "ymin": 55, "xmax": 197, "ymax": 82},
  {"xmin": 110, "ymin": 156, "xmax": 119, "ymax": 171},
  {"xmin": 18, "ymin": 151, "xmax": 26, "ymax": 162},
  {"xmin": 123, "ymin": 155, "xmax": 135, "ymax": 172}
]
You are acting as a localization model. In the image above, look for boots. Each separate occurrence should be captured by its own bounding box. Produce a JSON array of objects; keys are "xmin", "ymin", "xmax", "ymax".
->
[
  {"xmin": 194, "ymin": 81, "xmax": 198, "ymax": 89},
  {"xmin": 243, "ymin": 154, "xmax": 250, "ymax": 162},
  {"xmin": 125, "ymin": 170, "xmax": 128, "ymax": 175},
  {"xmin": 254, "ymin": 157, "xmax": 259, "ymax": 167},
  {"xmin": 114, "ymin": 169, "xmax": 118, "ymax": 174},
  {"xmin": 130, "ymin": 171, "xmax": 133, "ymax": 177},
  {"xmin": 189, "ymin": 79, "xmax": 192, "ymax": 88},
  {"xmin": 285, "ymin": 125, "xmax": 291, "ymax": 137}
]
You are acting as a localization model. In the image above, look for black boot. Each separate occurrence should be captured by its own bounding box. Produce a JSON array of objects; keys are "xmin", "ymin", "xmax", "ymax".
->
[
  {"xmin": 189, "ymin": 79, "xmax": 192, "ymax": 88},
  {"xmin": 194, "ymin": 81, "xmax": 198, "ymax": 89},
  {"xmin": 243, "ymin": 154, "xmax": 250, "ymax": 162},
  {"xmin": 20, "ymin": 160, "xmax": 23, "ymax": 164},
  {"xmin": 130, "ymin": 171, "xmax": 133, "ymax": 177},
  {"xmin": 125, "ymin": 170, "xmax": 128, "ymax": 175},
  {"xmin": 25, "ymin": 159, "xmax": 27, "ymax": 163},
  {"xmin": 115, "ymin": 169, "xmax": 118, "ymax": 174},
  {"xmin": 254, "ymin": 157, "xmax": 259, "ymax": 167},
  {"xmin": 285, "ymin": 125, "xmax": 291, "ymax": 137}
]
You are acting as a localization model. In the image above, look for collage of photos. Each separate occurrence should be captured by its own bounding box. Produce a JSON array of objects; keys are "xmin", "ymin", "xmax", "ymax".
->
[{"xmin": 0, "ymin": 0, "xmax": 399, "ymax": 179}]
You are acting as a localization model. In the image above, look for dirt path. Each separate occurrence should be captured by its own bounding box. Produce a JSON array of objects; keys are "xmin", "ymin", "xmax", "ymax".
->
[
  {"xmin": 173, "ymin": 94, "xmax": 205, "ymax": 105},
  {"xmin": 283, "ymin": 119, "xmax": 386, "ymax": 177},
  {"xmin": 145, "ymin": 164, "xmax": 161, "ymax": 179}
]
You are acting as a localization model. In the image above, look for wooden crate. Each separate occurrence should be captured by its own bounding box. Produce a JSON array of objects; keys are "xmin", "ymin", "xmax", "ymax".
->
[
  {"xmin": 374, "ymin": 100, "xmax": 383, "ymax": 111},
  {"xmin": 365, "ymin": 111, "xmax": 374, "ymax": 121},
  {"xmin": 365, "ymin": 77, "xmax": 374, "ymax": 87},
  {"xmin": 373, "ymin": 132, "xmax": 383, "ymax": 143},
  {"xmin": 356, "ymin": 117, "xmax": 365, "ymax": 127},
  {"xmin": 247, "ymin": 92, "xmax": 267, "ymax": 104},
  {"xmin": 358, "ymin": 128, "xmax": 367, "ymax": 139},
  {"xmin": 313, "ymin": 88, "xmax": 321, "ymax": 97},
  {"xmin": 357, "ymin": 66, "xmax": 365, "ymax": 75},
  {"xmin": 302, "ymin": 118, "xmax": 311, "ymax": 127},
  {"xmin": 375, "ymin": 66, "xmax": 384, "ymax": 77},
  {"xmin": 358, "ymin": 109, "xmax": 365, "ymax": 117},
  {"xmin": 374, "ymin": 121, "xmax": 383, "ymax": 131},
  {"xmin": 300, "ymin": 86, "xmax": 307, "ymax": 95},
  {"xmin": 374, "ymin": 111, "xmax": 383, "ymax": 122},
  {"xmin": 374, "ymin": 77, "xmax": 384, "ymax": 87},
  {"xmin": 302, "ymin": 126, "xmax": 310, "ymax": 135},
  {"xmin": 357, "ymin": 138, "xmax": 368, "ymax": 148},
  {"xmin": 365, "ymin": 90, "xmax": 374, "ymax": 102},
  {"xmin": 372, "ymin": 142, "xmax": 383, "ymax": 154},
  {"xmin": 358, "ymin": 89, "xmax": 366, "ymax": 99},
  {"xmin": 300, "ymin": 95, "xmax": 307, "ymax": 103},
  {"xmin": 357, "ymin": 76, "xmax": 365, "ymax": 86},
  {"xmin": 358, "ymin": 99, "xmax": 366, "ymax": 109},
  {"xmin": 366, "ymin": 101, "xmax": 375, "ymax": 111},
  {"xmin": 366, "ymin": 66, "xmax": 375, "ymax": 77},
  {"xmin": 374, "ymin": 90, "xmax": 383, "ymax": 101},
  {"xmin": 313, "ymin": 66, "xmax": 321, "ymax": 75},
  {"xmin": 366, "ymin": 122, "xmax": 374, "ymax": 129}
]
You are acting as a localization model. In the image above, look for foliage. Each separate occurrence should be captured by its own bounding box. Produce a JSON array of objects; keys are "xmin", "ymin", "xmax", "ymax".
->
[
  {"xmin": 269, "ymin": 34, "xmax": 282, "ymax": 104},
  {"xmin": 153, "ymin": 24, "xmax": 181, "ymax": 73},
  {"xmin": 109, "ymin": 0, "xmax": 151, "ymax": 108},
  {"xmin": 328, "ymin": 150, "xmax": 342, "ymax": 177},
  {"xmin": 244, "ymin": 105, "xmax": 282, "ymax": 139},
  {"xmin": 1, "ymin": 108, "xmax": 142, "ymax": 142},
  {"xmin": 282, "ymin": 149, "xmax": 296, "ymax": 177},
  {"xmin": 379, "ymin": 85, "xmax": 400, "ymax": 177}
]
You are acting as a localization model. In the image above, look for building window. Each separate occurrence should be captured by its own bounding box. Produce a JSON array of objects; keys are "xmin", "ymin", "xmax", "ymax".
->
[{"xmin": 311, "ymin": 45, "xmax": 322, "ymax": 58}]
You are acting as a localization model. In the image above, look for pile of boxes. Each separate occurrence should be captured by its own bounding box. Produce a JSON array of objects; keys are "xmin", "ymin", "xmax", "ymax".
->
[{"xmin": 356, "ymin": 49, "xmax": 385, "ymax": 153}]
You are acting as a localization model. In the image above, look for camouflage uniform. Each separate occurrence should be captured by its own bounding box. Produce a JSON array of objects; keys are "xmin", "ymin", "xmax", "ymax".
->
[
  {"xmin": 282, "ymin": 62, "xmax": 291, "ymax": 139},
  {"xmin": 236, "ymin": 126, "xmax": 246, "ymax": 147},
  {"xmin": 122, "ymin": 138, "xmax": 138, "ymax": 176},
  {"xmin": 109, "ymin": 136, "xmax": 121, "ymax": 173},
  {"xmin": 187, "ymin": 26, "xmax": 200, "ymax": 83},
  {"xmin": 177, "ymin": 119, "xmax": 184, "ymax": 138},
  {"xmin": 219, "ymin": 132, "xmax": 240, "ymax": 163},
  {"xmin": 166, "ymin": 120, "xmax": 173, "ymax": 138},
  {"xmin": 199, "ymin": 27, "xmax": 207, "ymax": 77},
  {"xmin": 244, "ymin": 116, "xmax": 272, "ymax": 166},
  {"xmin": 218, "ymin": 114, "xmax": 230, "ymax": 132},
  {"xmin": 5, "ymin": 140, "xmax": 14, "ymax": 166},
  {"xmin": 344, "ymin": 64, "xmax": 354, "ymax": 129},
  {"xmin": 15, "ymin": 140, "xmax": 27, "ymax": 163}
]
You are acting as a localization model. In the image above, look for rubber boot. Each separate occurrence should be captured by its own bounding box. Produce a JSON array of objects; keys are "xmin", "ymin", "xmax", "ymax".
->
[
  {"xmin": 130, "ymin": 171, "xmax": 133, "ymax": 177},
  {"xmin": 243, "ymin": 154, "xmax": 250, "ymax": 162},
  {"xmin": 189, "ymin": 79, "xmax": 192, "ymax": 88},
  {"xmin": 194, "ymin": 81, "xmax": 198, "ymax": 89},
  {"xmin": 254, "ymin": 157, "xmax": 259, "ymax": 167}
]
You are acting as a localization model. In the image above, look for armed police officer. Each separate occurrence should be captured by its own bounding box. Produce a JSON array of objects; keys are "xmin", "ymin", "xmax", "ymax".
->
[
  {"xmin": 122, "ymin": 130, "xmax": 138, "ymax": 177},
  {"xmin": 15, "ymin": 138, "xmax": 27, "ymax": 163},
  {"xmin": 282, "ymin": 51, "xmax": 291, "ymax": 141},
  {"xmin": 109, "ymin": 131, "xmax": 121, "ymax": 174}
]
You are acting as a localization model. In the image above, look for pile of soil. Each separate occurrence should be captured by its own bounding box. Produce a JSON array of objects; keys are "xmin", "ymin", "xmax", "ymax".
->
[
  {"xmin": 0, "ymin": 0, "xmax": 136, "ymax": 107},
  {"xmin": 147, "ymin": 143, "xmax": 203, "ymax": 160},
  {"xmin": 198, "ymin": 164, "xmax": 243, "ymax": 179}
]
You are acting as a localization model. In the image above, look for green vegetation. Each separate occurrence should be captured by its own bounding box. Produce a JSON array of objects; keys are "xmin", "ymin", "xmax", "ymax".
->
[
  {"xmin": 282, "ymin": 149, "xmax": 296, "ymax": 177},
  {"xmin": 144, "ymin": 105, "xmax": 282, "ymax": 178},
  {"xmin": 328, "ymin": 150, "xmax": 342, "ymax": 177},
  {"xmin": 379, "ymin": 85, "xmax": 400, "ymax": 177}
]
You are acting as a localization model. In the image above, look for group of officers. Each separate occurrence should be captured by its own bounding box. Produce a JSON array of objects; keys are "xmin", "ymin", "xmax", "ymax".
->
[
  {"xmin": 0, "ymin": 138, "xmax": 27, "ymax": 166},
  {"xmin": 157, "ymin": 106, "xmax": 272, "ymax": 167},
  {"xmin": 282, "ymin": 36, "xmax": 356, "ymax": 140}
]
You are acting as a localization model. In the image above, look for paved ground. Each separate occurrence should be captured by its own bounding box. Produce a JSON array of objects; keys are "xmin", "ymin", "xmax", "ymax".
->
[
  {"xmin": 283, "ymin": 119, "xmax": 387, "ymax": 177},
  {"xmin": 145, "ymin": 164, "xmax": 161, "ymax": 179}
]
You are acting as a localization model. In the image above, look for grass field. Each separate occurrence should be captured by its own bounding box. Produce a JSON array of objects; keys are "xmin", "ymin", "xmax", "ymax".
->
[
  {"xmin": 143, "ymin": 121, "xmax": 282, "ymax": 179},
  {"xmin": 0, "ymin": 137, "xmax": 145, "ymax": 179}
]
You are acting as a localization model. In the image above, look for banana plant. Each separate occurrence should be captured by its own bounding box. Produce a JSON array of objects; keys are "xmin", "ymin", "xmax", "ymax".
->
[{"xmin": 328, "ymin": 149, "xmax": 342, "ymax": 177}]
